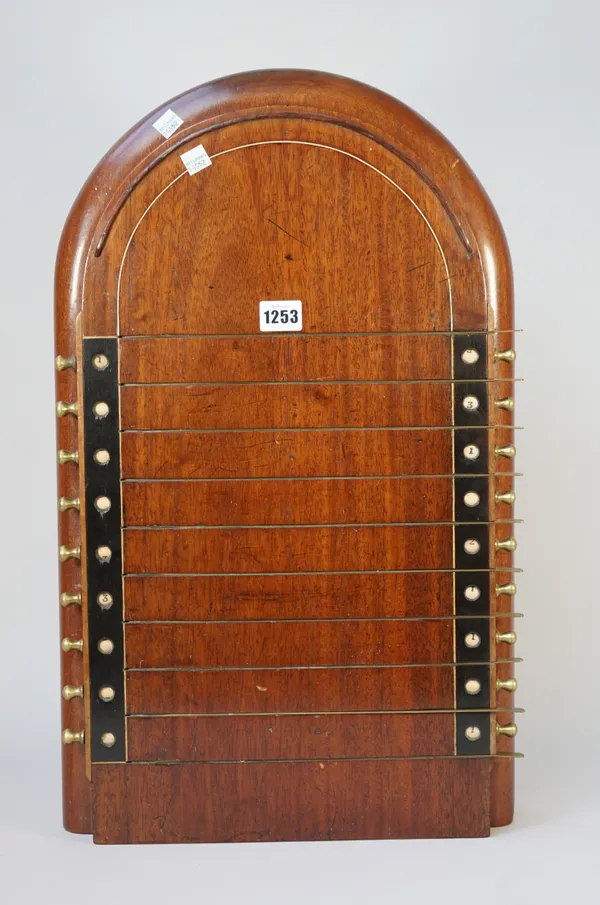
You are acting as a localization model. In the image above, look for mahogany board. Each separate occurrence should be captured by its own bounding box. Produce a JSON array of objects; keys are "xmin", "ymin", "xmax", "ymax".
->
[{"xmin": 54, "ymin": 69, "xmax": 518, "ymax": 843}]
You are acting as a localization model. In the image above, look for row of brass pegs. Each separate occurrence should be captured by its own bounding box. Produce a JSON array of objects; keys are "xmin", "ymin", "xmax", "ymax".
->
[
  {"xmin": 56, "ymin": 354, "xmax": 85, "ymax": 746},
  {"xmin": 493, "ymin": 345, "xmax": 519, "ymax": 741}
]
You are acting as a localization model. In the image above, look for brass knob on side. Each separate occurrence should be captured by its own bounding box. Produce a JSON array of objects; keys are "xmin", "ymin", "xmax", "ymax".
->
[
  {"xmin": 56, "ymin": 400, "xmax": 79, "ymax": 418},
  {"xmin": 495, "ymin": 444, "xmax": 516, "ymax": 458},
  {"xmin": 59, "ymin": 497, "xmax": 80, "ymax": 512},
  {"xmin": 496, "ymin": 631, "xmax": 517, "ymax": 645},
  {"xmin": 496, "ymin": 723, "xmax": 518, "ymax": 738},
  {"xmin": 495, "ymin": 490, "xmax": 516, "ymax": 505},
  {"xmin": 494, "ymin": 349, "xmax": 516, "ymax": 363},
  {"xmin": 57, "ymin": 449, "xmax": 79, "ymax": 465},
  {"xmin": 60, "ymin": 591, "xmax": 82, "ymax": 607},
  {"xmin": 496, "ymin": 677, "xmax": 518, "ymax": 693},
  {"xmin": 62, "ymin": 728, "xmax": 84, "ymax": 745},
  {"xmin": 494, "ymin": 397, "xmax": 514, "ymax": 411},
  {"xmin": 62, "ymin": 638, "xmax": 83, "ymax": 653},
  {"xmin": 55, "ymin": 355, "xmax": 76, "ymax": 371},
  {"xmin": 495, "ymin": 536, "xmax": 518, "ymax": 553},
  {"xmin": 62, "ymin": 685, "xmax": 83, "ymax": 700},
  {"xmin": 496, "ymin": 582, "xmax": 517, "ymax": 597},
  {"xmin": 59, "ymin": 545, "xmax": 81, "ymax": 562}
]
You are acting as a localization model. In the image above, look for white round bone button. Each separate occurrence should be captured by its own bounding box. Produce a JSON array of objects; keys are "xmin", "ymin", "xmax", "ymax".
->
[
  {"xmin": 94, "ymin": 449, "xmax": 110, "ymax": 466},
  {"xmin": 464, "ymin": 538, "xmax": 481, "ymax": 555},
  {"xmin": 97, "ymin": 592, "xmax": 113, "ymax": 609},
  {"xmin": 96, "ymin": 545, "xmax": 112, "ymax": 563},
  {"xmin": 95, "ymin": 495, "xmax": 111, "ymax": 513},
  {"xmin": 93, "ymin": 401, "xmax": 110, "ymax": 418},
  {"xmin": 464, "ymin": 585, "xmax": 481, "ymax": 602},
  {"xmin": 463, "ymin": 491, "xmax": 480, "ymax": 507},
  {"xmin": 462, "ymin": 395, "xmax": 480, "ymax": 412},
  {"xmin": 92, "ymin": 353, "xmax": 109, "ymax": 370},
  {"xmin": 463, "ymin": 444, "xmax": 480, "ymax": 461},
  {"xmin": 100, "ymin": 732, "xmax": 116, "ymax": 748},
  {"xmin": 98, "ymin": 686, "xmax": 115, "ymax": 702},
  {"xmin": 465, "ymin": 726, "xmax": 482, "ymax": 742},
  {"xmin": 464, "ymin": 632, "xmax": 482, "ymax": 649},
  {"xmin": 97, "ymin": 638, "xmax": 114, "ymax": 655},
  {"xmin": 461, "ymin": 349, "xmax": 480, "ymax": 365},
  {"xmin": 465, "ymin": 679, "xmax": 482, "ymax": 695}
]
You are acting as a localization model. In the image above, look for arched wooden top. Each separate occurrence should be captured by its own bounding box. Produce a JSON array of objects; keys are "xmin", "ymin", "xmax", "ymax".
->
[{"xmin": 57, "ymin": 71, "xmax": 511, "ymax": 315}]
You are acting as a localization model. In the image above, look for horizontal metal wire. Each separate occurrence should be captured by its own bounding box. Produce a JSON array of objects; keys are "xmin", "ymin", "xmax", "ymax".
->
[
  {"xmin": 121, "ymin": 473, "xmax": 523, "ymax": 483},
  {"xmin": 126, "ymin": 659, "xmax": 523, "ymax": 672},
  {"xmin": 121, "ymin": 424, "xmax": 523, "ymax": 434},
  {"xmin": 124, "ymin": 614, "xmax": 523, "ymax": 625},
  {"xmin": 120, "ymin": 378, "xmax": 522, "ymax": 386},
  {"xmin": 127, "ymin": 708, "xmax": 524, "ymax": 718},
  {"xmin": 117, "ymin": 329, "xmax": 522, "ymax": 339},
  {"xmin": 99, "ymin": 754, "xmax": 524, "ymax": 765},
  {"xmin": 124, "ymin": 568, "xmax": 522, "ymax": 577},
  {"xmin": 123, "ymin": 519, "xmax": 523, "ymax": 530}
]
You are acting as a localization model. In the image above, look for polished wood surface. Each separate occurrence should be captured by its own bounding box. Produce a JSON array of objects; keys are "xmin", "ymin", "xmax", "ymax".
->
[
  {"xmin": 122, "ymin": 476, "xmax": 453, "ymax": 527},
  {"xmin": 120, "ymin": 334, "xmax": 456, "ymax": 383},
  {"xmin": 121, "ymin": 428, "xmax": 453, "ymax": 479},
  {"xmin": 124, "ymin": 620, "xmax": 453, "ymax": 668},
  {"xmin": 120, "ymin": 382, "xmax": 451, "ymax": 429},
  {"xmin": 123, "ymin": 572, "xmax": 456, "ymax": 620},
  {"xmin": 128, "ymin": 712, "xmax": 454, "ymax": 761},
  {"xmin": 55, "ymin": 69, "xmax": 517, "ymax": 842},
  {"xmin": 126, "ymin": 665, "xmax": 454, "ymax": 714},
  {"xmin": 93, "ymin": 760, "xmax": 493, "ymax": 843},
  {"xmin": 124, "ymin": 524, "xmax": 454, "ymax": 574}
]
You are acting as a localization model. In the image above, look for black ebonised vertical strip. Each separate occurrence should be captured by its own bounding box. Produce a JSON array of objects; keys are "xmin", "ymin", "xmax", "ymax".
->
[
  {"xmin": 83, "ymin": 338, "xmax": 125, "ymax": 763},
  {"xmin": 453, "ymin": 334, "xmax": 491, "ymax": 745}
]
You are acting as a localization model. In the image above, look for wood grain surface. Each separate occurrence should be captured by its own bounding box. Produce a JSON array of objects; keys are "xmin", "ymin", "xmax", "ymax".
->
[
  {"xmin": 92, "ymin": 759, "xmax": 492, "ymax": 843},
  {"xmin": 55, "ymin": 69, "xmax": 516, "ymax": 841},
  {"xmin": 124, "ymin": 620, "xmax": 453, "ymax": 668},
  {"xmin": 122, "ymin": 476, "xmax": 454, "ymax": 527},
  {"xmin": 119, "ymin": 334, "xmax": 455, "ymax": 383},
  {"xmin": 126, "ymin": 712, "xmax": 455, "ymax": 762},
  {"xmin": 126, "ymin": 665, "xmax": 454, "ymax": 714},
  {"xmin": 120, "ymin": 428, "xmax": 453, "ymax": 479},
  {"xmin": 123, "ymin": 524, "xmax": 454, "ymax": 574},
  {"xmin": 123, "ymin": 571, "xmax": 456, "ymax": 620},
  {"xmin": 120, "ymin": 382, "xmax": 452, "ymax": 430}
]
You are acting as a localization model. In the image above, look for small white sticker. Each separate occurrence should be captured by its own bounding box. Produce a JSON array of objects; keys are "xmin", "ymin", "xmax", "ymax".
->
[
  {"xmin": 152, "ymin": 109, "xmax": 184, "ymax": 139},
  {"xmin": 180, "ymin": 144, "xmax": 212, "ymax": 175},
  {"xmin": 259, "ymin": 300, "xmax": 303, "ymax": 332}
]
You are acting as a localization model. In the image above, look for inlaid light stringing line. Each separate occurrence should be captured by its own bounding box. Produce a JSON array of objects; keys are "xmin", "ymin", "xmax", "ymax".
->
[{"xmin": 115, "ymin": 140, "xmax": 453, "ymax": 334}]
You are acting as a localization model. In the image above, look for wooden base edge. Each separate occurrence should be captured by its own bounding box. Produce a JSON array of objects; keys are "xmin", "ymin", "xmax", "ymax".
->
[
  {"xmin": 92, "ymin": 759, "xmax": 492, "ymax": 843},
  {"xmin": 490, "ymin": 756, "xmax": 515, "ymax": 827}
]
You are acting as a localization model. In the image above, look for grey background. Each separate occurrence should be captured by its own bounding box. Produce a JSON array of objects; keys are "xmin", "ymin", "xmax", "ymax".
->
[{"xmin": 1, "ymin": 0, "xmax": 598, "ymax": 901}]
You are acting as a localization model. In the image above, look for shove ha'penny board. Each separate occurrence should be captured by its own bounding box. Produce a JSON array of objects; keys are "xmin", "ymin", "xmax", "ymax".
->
[{"xmin": 54, "ymin": 69, "xmax": 521, "ymax": 843}]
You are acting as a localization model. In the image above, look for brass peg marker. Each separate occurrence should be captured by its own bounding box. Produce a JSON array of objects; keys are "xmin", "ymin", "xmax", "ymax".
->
[
  {"xmin": 57, "ymin": 449, "xmax": 79, "ymax": 465},
  {"xmin": 62, "ymin": 685, "xmax": 83, "ymax": 700},
  {"xmin": 55, "ymin": 355, "xmax": 76, "ymax": 371},
  {"xmin": 496, "ymin": 723, "xmax": 518, "ymax": 738},
  {"xmin": 59, "ymin": 545, "xmax": 81, "ymax": 562},
  {"xmin": 494, "ymin": 349, "xmax": 516, "ymax": 363},
  {"xmin": 495, "ymin": 536, "xmax": 518, "ymax": 553},
  {"xmin": 495, "ymin": 397, "xmax": 514, "ymax": 411},
  {"xmin": 495, "ymin": 444, "xmax": 516, "ymax": 458},
  {"xmin": 56, "ymin": 400, "xmax": 79, "ymax": 418},
  {"xmin": 62, "ymin": 728, "xmax": 84, "ymax": 745},
  {"xmin": 496, "ymin": 677, "xmax": 518, "ymax": 693},
  {"xmin": 496, "ymin": 582, "xmax": 517, "ymax": 597},
  {"xmin": 495, "ymin": 490, "xmax": 516, "ymax": 505},
  {"xmin": 62, "ymin": 637, "xmax": 83, "ymax": 653},
  {"xmin": 61, "ymin": 591, "xmax": 82, "ymax": 607},
  {"xmin": 59, "ymin": 497, "xmax": 80, "ymax": 512},
  {"xmin": 496, "ymin": 631, "xmax": 517, "ymax": 645}
]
